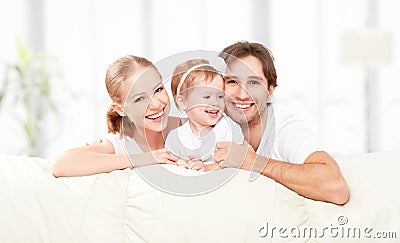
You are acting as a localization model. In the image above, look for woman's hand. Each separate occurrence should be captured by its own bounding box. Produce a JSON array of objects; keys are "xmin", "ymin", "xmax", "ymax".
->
[
  {"xmin": 130, "ymin": 148, "xmax": 179, "ymax": 167},
  {"xmin": 152, "ymin": 148, "xmax": 180, "ymax": 165}
]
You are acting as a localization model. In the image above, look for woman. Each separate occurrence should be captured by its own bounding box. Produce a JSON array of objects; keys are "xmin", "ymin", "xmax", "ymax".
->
[{"xmin": 53, "ymin": 55, "xmax": 180, "ymax": 177}]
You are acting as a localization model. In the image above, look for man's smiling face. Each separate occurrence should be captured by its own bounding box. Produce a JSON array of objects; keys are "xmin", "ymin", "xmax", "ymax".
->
[{"xmin": 224, "ymin": 55, "xmax": 274, "ymax": 126}]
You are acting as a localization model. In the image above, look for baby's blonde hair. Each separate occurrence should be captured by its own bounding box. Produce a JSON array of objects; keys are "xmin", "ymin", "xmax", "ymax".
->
[{"xmin": 171, "ymin": 59, "xmax": 222, "ymax": 108}]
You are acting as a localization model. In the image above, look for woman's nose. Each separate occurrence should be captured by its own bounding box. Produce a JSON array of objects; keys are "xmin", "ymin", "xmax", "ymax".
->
[{"xmin": 148, "ymin": 95, "xmax": 167, "ymax": 110}]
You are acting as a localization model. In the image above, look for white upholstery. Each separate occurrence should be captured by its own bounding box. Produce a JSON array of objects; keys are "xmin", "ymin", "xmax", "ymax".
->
[{"xmin": 0, "ymin": 152, "xmax": 399, "ymax": 242}]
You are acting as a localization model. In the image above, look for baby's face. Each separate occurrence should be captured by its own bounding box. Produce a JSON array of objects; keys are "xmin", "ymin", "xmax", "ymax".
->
[{"xmin": 184, "ymin": 75, "xmax": 225, "ymax": 127}]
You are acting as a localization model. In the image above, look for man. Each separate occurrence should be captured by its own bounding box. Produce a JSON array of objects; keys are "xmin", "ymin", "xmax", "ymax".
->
[{"xmin": 214, "ymin": 41, "xmax": 349, "ymax": 205}]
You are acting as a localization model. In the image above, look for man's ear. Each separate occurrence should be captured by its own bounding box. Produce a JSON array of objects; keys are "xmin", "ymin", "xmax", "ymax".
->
[
  {"xmin": 175, "ymin": 94, "xmax": 187, "ymax": 111},
  {"xmin": 267, "ymin": 85, "xmax": 275, "ymax": 103},
  {"xmin": 111, "ymin": 103, "xmax": 126, "ymax": 116}
]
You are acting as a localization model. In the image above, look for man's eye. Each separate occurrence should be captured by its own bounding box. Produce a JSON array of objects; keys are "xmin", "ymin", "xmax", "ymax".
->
[
  {"xmin": 249, "ymin": 80, "xmax": 260, "ymax": 85},
  {"xmin": 134, "ymin": 97, "xmax": 144, "ymax": 103},
  {"xmin": 155, "ymin": 87, "xmax": 164, "ymax": 93}
]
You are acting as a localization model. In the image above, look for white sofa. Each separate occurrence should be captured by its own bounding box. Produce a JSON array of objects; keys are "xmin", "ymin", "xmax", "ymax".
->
[{"xmin": 1, "ymin": 151, "xmax": 399, "ymax": 243}]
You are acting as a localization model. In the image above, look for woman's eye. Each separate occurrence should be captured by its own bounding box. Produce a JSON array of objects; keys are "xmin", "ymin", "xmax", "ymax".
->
[
  {"xmin": 155, "ymin": 87, "xmax": 164, "ymax": 93},
  {"xmin": 134, "ymin": 97, "xmax": 144, "ymax": 103}
]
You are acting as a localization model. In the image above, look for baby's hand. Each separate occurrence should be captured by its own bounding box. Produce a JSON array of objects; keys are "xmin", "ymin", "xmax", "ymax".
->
[
  {"xmin": 188, "ymin": 159, "xmax": 205, "ymax": 171},
  {"xmin": 176, "ymin": 158, "xmax": 189, "ymax": 168}
]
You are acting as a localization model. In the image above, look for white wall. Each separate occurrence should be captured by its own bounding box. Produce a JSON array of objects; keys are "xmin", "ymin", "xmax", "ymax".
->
[{"xmin": 0, "ymin": 0, "xmax": 399, "ymax": 158}]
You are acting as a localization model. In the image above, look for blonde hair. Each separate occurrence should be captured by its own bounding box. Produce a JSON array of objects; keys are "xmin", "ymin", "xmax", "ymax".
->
[
  {"xmin": 105, "ymin": 55, "xmax": 159, "ymax": 136},
  {"xmin": 171, "ymin": 59, "xmax": 222, "ymax": 108}
]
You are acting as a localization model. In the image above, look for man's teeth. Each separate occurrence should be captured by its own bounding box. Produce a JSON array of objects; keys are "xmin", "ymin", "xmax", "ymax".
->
[
  {"xmin": 234, "ymin": 103, "xmax": 252, "ymax": 109},
  {"xmin": 146, "ymin": 110, "xmax": 164, "ymax": 119}
]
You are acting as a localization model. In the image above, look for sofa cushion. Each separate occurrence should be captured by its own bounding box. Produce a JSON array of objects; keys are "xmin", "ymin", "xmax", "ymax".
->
[
  {"xmin": 0, "ymin": 154, "xmax": 94, "ymax": 243},
  {"xmin": 123, "ymin": 164, "xmax": 309, "ymax": 242},
  {"xmin": 1, "ymin": 151, "xmax": 398, "ymax": 243},
  {"xmin": 304, "ymin": 151, "xmax": 400, "ymax": 242}
]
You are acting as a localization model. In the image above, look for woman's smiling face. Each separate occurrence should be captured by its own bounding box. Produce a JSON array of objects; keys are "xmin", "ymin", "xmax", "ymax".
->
[{"xmin": 122, "ymin": 66, "xmax": 170, "ymax": 132}]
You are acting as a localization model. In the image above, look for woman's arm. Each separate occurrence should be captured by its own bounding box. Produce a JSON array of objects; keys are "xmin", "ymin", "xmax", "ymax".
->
[
  {"xmin": 52, "ymin": 139, "xmax": 179, "ymax": 177},
  {"xmin": 52, "ymin": 139, "xmax": 132, "ymax": 177}
]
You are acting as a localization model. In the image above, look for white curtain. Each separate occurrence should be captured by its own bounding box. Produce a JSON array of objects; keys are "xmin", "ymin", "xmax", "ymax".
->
[{"xmin": 0, "ymin": 0, "xmax": 398, "ymax": 157}]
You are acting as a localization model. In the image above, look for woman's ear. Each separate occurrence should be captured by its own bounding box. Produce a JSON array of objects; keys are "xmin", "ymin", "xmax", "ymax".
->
[
  {"xmin": 175, "ymin": 94, "xmax": 187, "ymax": 111},
  {"xmin": 111, "ymin": 103, "xmax": 126, "ymax": 116}
]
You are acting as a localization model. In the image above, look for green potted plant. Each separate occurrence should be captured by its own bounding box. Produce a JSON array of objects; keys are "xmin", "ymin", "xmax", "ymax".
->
[{"xmin": 0, "ymin": 40, "xmax": 61, "ymax": 156}]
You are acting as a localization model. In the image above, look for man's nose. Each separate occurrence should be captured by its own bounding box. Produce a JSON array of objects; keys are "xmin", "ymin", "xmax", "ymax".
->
[{"xmin": 235, "ymin": 85, "xmax": 250, "ymax": 100}]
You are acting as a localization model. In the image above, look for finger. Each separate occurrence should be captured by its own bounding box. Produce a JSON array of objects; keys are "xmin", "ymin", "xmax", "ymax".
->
[
  {"xmin": 164, "ymin": 153, "xmax": 179, "ymax": 162},
  {"xmin": 193, "ymin": 165, "xmax": 202, "ymax": 171},
  {"xmin": 190, "ymin": 164, "xmax": 201, "ymax": 171},
  {"xmin": 213, "ymin": 149, "xmax": 228, "ymax": 162},
  {"xmin": 160, "ymin": 159, "xmax": 170, "ymax": 164},
  {"xmin": 164, "ymin": 160, "xmax": 177, "ymax": 165},
  {"xmin": 213, "ymin": 152, "xmax": 224, "ymax": 163},
  {"xmin": 218, "ymin": 160, "xmax": 228, "ymax": 169},
  {"xmin": 177, "ymin": 159, "xmax": 189, "ymax": 168},
  {"xmin": 188, "ymin": 161, "xmax": 200, "ymax": 170},
  {"xmin": 216, "ymin": 142, "xmax": 231, "ymax": 150},
  {"xmin": 155, "ymin": 148, "xmax": 167, "ymax": 154}
]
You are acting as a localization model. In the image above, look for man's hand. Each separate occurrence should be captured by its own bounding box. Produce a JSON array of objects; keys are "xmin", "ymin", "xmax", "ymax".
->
[{"xmin": 214, "ymin": 142, "xmax": 257, "ymax": 171}]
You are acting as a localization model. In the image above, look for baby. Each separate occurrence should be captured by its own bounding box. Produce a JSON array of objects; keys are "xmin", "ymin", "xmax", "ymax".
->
[{"xmin": 165, "ymin": 59, "xmax": 243, "ymax": 171}]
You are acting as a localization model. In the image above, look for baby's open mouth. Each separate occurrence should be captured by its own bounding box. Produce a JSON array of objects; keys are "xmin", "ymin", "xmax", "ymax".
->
[{"xmin": 205, "ymin": 110, "xmax": 219, "ymax": 115}]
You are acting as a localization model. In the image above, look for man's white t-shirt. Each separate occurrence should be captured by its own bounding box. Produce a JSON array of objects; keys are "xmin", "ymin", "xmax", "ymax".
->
[
  {"xmin": 165, "ymin": 115, "xmax": 244, "ymax": 164},
  {"xmin": 257, "ymin": 104, "xmax": 319, "ymax": 164}
]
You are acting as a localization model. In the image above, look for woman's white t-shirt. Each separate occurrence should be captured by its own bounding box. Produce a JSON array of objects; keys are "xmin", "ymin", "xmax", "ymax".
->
[{"xmin": 103, "ymin": 132, "xmax": 142, "ymax": 155}]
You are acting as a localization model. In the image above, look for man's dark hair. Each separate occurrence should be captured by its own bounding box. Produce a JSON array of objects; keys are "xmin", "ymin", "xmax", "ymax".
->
[{"xmin": 219, "ymin": 41, "xmax": 277, "ymax": 88}]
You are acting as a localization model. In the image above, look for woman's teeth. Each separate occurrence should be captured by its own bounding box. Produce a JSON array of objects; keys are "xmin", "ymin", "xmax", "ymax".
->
[{"xmin": 146, "ymin": 110, "xmax": 164, "ymax": 119}]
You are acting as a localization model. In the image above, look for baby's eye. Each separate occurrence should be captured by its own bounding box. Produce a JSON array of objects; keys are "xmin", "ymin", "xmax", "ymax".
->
[
  {"xmin": 218, "ymin": 95, "xmax": 224, "ymax": 99},
  {"xmin": 203, "ymin": 95, "xmax": 211, "ymax": 99}
]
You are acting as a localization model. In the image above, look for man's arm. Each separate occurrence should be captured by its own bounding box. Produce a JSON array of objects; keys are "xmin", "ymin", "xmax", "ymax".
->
[
  {"xmin": 214, "ymin": 142, "xmax": 350, "ymax": 205},
  {"xmin": 260, "ymin": 151, "xmax": 349, "ymax": 205}
]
